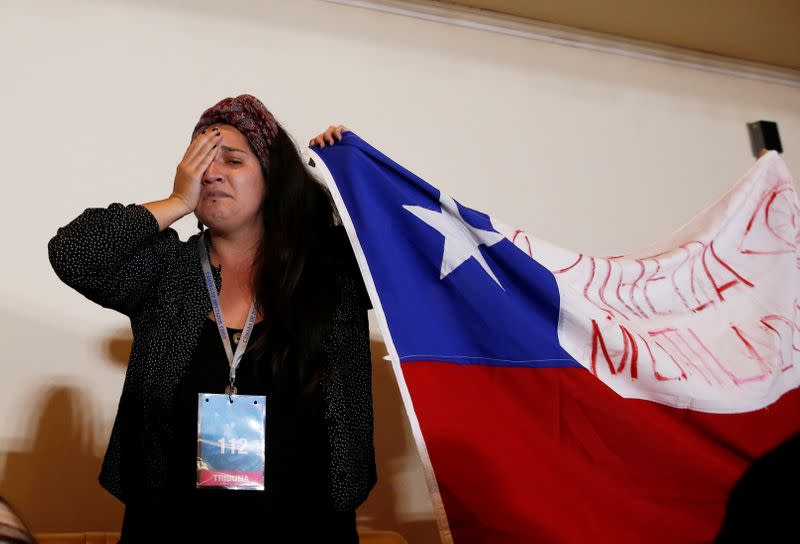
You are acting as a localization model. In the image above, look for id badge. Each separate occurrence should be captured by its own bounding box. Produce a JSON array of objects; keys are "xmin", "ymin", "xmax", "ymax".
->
[{"xmin": 197, "ymin": 393, "xmax": 267, "ymax": 490}]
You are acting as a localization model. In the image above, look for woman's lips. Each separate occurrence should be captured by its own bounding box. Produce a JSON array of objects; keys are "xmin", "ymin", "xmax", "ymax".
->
[{"xmin": 204, "ymin": 191, "xmax": 231, "ymax": 199}]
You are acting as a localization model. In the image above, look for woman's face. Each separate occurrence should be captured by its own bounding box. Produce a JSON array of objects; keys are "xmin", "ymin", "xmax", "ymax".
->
[{"xmin": 194, "ymin": 123, "xmax": 267, "ymax": 235}]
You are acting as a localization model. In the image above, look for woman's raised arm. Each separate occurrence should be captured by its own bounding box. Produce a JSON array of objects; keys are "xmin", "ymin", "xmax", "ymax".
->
[{"xmin": 48, "ymin": 128, "xmax": 222, "ymax": 315}]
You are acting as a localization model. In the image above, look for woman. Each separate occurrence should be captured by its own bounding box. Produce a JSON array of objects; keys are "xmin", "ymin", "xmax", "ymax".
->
[{"xmin": 48, "ymin": 95, "xmax": 375, "ymax": 542}]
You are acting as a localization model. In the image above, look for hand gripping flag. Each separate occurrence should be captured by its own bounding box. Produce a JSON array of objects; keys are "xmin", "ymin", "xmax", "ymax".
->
[{"xmin": 308, "ymin": 133, "xmax": 800, "ymax": 543}]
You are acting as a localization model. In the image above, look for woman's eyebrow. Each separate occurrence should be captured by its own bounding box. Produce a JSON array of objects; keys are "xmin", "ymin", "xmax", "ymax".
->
[{"xmin": 221, "ymin": 145, "xmax": 247, "ymax": 154}]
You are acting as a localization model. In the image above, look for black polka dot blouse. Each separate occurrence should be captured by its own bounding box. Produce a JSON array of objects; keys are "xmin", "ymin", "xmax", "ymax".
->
[{"xmin": 48, "ymin": 203, "xmax": 376, "ymax": 511}]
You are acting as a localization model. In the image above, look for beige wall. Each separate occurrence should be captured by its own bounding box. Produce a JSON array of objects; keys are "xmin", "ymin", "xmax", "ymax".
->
[{"xmin": 1, "ymin": 1, "xmax": 798, "ymax": 542}]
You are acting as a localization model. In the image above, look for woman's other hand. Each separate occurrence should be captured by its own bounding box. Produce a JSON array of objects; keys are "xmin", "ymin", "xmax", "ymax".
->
[
  {"xmin": 309, "ymin": 125, "xmax": 349, "ymax": 148},
  {"xmin": 171, "ymin": 127, "xmax": 222, "ymax": 214}
]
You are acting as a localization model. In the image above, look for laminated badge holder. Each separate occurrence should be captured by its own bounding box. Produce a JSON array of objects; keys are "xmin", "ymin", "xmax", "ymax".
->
[{"xmin": 196, "ymin": 233, "xmax": 267, "ymax": 491}]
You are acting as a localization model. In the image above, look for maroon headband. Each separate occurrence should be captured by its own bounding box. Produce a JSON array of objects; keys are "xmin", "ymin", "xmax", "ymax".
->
[{"xmin": 191, "ymin": 94, "xmax": 278, "ymax": 173}]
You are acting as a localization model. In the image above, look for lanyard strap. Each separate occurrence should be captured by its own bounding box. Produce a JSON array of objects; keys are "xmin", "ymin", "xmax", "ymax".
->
[{"xmin": 198, "ymin": 234, "xmax": 258, "ymax": 389}]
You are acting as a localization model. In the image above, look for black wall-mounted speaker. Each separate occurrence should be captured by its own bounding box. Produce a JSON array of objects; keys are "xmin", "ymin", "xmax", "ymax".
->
[{"xmin": 747, "ymin": 120, "xmax": 782, "ymax": 157}]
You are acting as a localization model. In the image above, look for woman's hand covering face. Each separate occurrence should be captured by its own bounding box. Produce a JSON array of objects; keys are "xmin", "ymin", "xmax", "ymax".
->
[{"xmin": 171, "ymin": 127, "xmax": 223, "ymax": 214}]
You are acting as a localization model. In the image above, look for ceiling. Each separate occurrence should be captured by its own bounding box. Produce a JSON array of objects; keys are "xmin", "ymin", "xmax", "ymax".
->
[{"xmin": 435, "ymin": 0, "xmax": 800, "ymax": 71}]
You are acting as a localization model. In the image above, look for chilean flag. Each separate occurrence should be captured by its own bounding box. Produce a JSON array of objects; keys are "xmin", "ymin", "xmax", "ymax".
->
[{"xmin": 308, "ymin": 133, "xmax": 800, "ymax": 543}]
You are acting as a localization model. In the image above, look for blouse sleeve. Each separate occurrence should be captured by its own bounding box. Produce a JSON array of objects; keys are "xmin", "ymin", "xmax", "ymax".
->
[{"xmin": 48, "ymin": 203, "xmax": 181, "ymax": 317}]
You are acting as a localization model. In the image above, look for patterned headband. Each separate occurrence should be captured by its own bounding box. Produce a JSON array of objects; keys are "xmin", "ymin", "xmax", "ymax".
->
[{"xmin": 191, "ymin": 93, "xmax": 278, "ymax": 172}]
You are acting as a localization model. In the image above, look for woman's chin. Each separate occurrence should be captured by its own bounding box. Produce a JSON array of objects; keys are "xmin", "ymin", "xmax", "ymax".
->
[
  {"xmin": 196, "ymin": 205, "xmax": 262, "ymax": 236},
  {"xmin": 196, "ymin": 209, "xmax": 230, "ymax": 232}
]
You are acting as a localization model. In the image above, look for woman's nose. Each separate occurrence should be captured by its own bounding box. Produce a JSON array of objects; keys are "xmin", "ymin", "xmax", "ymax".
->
[{"xmin": 202, "ymin": 160, "xmax": 223, "ymax": 184}]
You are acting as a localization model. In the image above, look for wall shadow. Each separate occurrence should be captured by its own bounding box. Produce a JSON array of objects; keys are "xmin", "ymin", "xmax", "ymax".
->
[
  {"xmin": 105, "ymin": 329, "xmax": 133, "ymax": 368},
  {"xmin": 0, "ymin": 385, "xmax": 123, "ymax": 532},
  {"xmin": 357, "ymin": 339, "xmax": 442, "ymax": 543}
]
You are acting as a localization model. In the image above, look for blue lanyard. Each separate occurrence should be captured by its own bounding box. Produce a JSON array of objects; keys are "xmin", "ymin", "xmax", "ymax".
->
[{"xmin": 198, "ymin": 233, "xmax": 258, "ymax": 395}]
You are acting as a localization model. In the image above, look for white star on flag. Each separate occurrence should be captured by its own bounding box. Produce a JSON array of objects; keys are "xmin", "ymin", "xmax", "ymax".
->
[{"xmin": 403, "ymin": 194, "xmax": 506, "ymax": 288}]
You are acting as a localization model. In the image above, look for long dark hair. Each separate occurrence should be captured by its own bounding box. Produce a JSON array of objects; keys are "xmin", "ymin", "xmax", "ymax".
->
[{"xmin": 249, "ymin": 123, "xmax": 340, "ymax": 390}]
